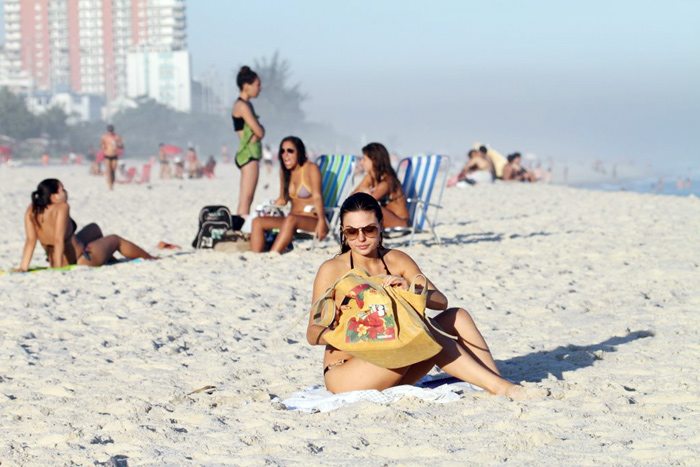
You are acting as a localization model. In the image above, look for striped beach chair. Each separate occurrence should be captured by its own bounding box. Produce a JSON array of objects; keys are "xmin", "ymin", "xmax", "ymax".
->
[
  {"xmin": 295, "ymin": 154, "xmax": 356, "ymax": 248},
  {"xmin": 388, "ymin": 154, "xmax": 450, "ymax": 246}
]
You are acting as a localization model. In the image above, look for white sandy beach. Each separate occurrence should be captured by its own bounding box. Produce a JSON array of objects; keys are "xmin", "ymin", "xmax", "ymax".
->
[{"xmin": 1, "ymin": 162, "xmax": 699, "ymax": 465}]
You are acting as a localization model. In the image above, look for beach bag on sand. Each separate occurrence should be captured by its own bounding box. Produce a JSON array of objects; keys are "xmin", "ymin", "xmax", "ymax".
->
[
  {"xmin": 192, "ymin": 205, "xmax": 245, "ymax": 249},
  {"xmin": 309, "ymin": 269, "xmax": 446, "ymax": 369}
]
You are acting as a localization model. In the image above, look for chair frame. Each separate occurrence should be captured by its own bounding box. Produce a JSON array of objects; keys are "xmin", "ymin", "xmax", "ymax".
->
[{"xmin": 386, "ymin": 155, "xmax": 450, "ymax": 246}]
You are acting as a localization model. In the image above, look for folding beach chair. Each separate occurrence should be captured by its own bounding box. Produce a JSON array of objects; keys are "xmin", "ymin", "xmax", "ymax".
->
[
  {"xmin": 294, "ymin": 154, "xmax": 356, "ymax": 249},
  {"xmin": 386, "ymin": 154, "xmax": 450, "ymax": 246},
  {"xmin": 116, "ymin": 167, "xmax": 138, "ymax": 184},
  {"xmin": 136, "ymin": 164, "xmax": 151, "ymax": 184}
]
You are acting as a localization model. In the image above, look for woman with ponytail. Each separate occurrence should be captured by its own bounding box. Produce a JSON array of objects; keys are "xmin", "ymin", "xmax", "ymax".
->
[
  {"xmin": 17, "ymin": 179, "xmax": 155, "ymax": 271},
  {"xmin": 232, "ymin": 65, "xmax": 265, "ymax": 216}
]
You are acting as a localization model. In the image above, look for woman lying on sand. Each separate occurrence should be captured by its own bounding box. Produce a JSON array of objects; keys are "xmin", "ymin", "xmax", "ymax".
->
[
  {"xmin": 351, "ymin": 142, "xmax": 410, "ymax": 228},
  {"xmin": 250, "ymin": 136, "xmax": 328, "ymax": 253},
  {"xmin": 307, "ymin": 193, "xmax": 548, "ymax": 400},
  {"xmin": 17, "ymin": 179, "xmax": 156, "ymax": 271}
]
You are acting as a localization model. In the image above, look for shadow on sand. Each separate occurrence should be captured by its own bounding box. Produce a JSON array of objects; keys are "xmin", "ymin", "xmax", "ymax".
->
[{"xmin": 499, "ymin": 330, "xmax": 655, "ymax": 383}]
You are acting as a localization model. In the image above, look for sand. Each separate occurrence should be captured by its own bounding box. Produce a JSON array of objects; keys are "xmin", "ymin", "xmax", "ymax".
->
[{"xmin": 1, "ymin": 163, "xmax": 699, "ymax": 465}]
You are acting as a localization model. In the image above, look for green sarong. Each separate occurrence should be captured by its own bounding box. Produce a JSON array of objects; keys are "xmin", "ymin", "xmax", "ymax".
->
[{"xmin": 236, "ymin": 123, "xmax": 262, "ymax": 168}]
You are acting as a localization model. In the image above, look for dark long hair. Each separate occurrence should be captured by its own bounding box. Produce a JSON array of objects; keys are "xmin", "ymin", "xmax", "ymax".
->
[
  {"xmin": 279, "ymin": 136, "xmax": 308, "ymax": 202},
  {"xmin": 236, "ymin": 66, "xmax": 259, "ymax": 90},
  {"xmin": 31, "ymin": 178, "xmax": 61, "ymax": 223},
  {"xmin": 339, "ymin": 193, "xmax": 384, "ymax": 254},
  {"xmin": 362, "ymin": 142, "xmax": 400, "ymax": 195}
]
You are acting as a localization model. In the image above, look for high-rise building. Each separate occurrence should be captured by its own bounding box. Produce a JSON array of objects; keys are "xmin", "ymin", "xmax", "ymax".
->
[{"xmin": 2, "ymin": 0, "xmax": 186, "ymax": 101}]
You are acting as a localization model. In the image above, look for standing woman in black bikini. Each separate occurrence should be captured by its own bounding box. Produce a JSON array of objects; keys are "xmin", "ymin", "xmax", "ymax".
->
[
  {"xmin": 17, "ymin": 179, "xmax": 155, "ymax": 271},
  {"xmin": 351, "ymin": 142, "xmax": 410, "ymax": 228},
  {"xmin": 250, "ymin": 136, "xmax": 328, "ymax": 253},
  {"xmin": 232, "ymin": 66, "xmax": 265, "ymax": 216},
  {"xmin": 307, "ymin": 193, "xmax": 548, "ymax": 400}
]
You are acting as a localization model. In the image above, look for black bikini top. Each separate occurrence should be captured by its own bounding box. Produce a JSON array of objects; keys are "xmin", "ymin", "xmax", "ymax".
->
[
  {"xmin": 232, "ymin": 98, "xmax": 255, "ymax": 131},
  {"xmin": 349, "ymin": 250, "xmax": 391, "ymax": 275}
]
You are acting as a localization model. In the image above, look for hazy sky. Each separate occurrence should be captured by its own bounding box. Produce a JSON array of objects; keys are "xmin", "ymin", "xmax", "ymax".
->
[{"xmin": 2, "ymin": 1, "xmax": 698, "ymax": 166}]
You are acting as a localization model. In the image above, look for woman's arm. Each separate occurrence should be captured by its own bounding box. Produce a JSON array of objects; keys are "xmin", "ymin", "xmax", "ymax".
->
[
  {"xmin": 273, "ymin": 168, "xmax": 287, "ymax": 205},
  {"xmin": 350, "ymin": 173, "xmax": 373, "ymax": 195},
  {"xmin": 51, "ymin": 204, "xmax": 69, "ymax": 267},
  {"xmin": 18, "ymin": 209, "xmax": 37, "ymax": 272},
  {"xmin": 307, "ymin": 163, "xmax": 328, "ymax": 240},
  {"xmin": 393, "ymin": 250, "xmax": 448, "ymax": 310},
  {"xmin": 307, "ymin": 260, "xmax": 340, "ymax": 345},
  {"xmin": 236, "ymin": 101, "xmax": 265, "ymax": 140}
]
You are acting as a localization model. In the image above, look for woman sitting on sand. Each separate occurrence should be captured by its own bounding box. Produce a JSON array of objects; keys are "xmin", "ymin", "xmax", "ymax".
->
[
  {"xmin": 351, "ymin": 142, "xmax": 410, "ymax": 228},
  {"xmin": 250, "ymin": 136, "xmax": 328, "ymax": 253},
  {"xmin": 307, "ymin": 193, "xmax": 548, "ymax": 400},
  {"xmin": 17, "ymin": 179, "xmax": 155, "ymax": 271}
]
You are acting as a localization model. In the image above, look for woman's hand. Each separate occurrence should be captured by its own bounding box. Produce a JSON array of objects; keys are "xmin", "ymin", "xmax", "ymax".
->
[
  {"xmin": 383, "ymin": 275, "xmax": 409, "ymax": 290},
  {"xmin": 315, "ymin": 219, "xmax": 329, "ymax": 241}
]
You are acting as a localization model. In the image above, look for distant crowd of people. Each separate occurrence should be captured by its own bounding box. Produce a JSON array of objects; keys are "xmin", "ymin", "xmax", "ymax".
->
[{"xmin": 450, "ymin": 145, "xmax": 551, "ymax": 187}]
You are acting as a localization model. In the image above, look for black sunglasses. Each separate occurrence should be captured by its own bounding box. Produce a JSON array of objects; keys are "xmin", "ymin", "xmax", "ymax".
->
[
  {"xmin": 280, "ymin": 148, "xmax": 296, "ymax": 154},
  {"xmin": 342, "ymin": 223, "xmax": 380, "ymax": 240}
]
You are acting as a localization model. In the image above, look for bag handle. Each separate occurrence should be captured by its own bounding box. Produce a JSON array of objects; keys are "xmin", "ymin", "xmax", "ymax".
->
[{"xmin": 409, "ymin": 273, "xmax": 429, "ymax": 297}]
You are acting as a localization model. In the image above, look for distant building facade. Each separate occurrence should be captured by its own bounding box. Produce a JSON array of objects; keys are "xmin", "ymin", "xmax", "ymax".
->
[
  {"xmin": 2, "ymin": 0, "xmax": 187, "ymax": 103},
  {"xmin": 126, "ymin": 49, "xmax": 191, "ymax": 112}
]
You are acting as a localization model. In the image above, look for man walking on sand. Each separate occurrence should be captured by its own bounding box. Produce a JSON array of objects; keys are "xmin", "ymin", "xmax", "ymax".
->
[{"xmin": 101, "ymin": 125, "xmax": 124, "ymax": 190}]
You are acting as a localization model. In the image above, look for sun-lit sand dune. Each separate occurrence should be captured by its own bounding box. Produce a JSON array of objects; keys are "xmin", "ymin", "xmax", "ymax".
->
[{"xmin": 1, "ymin": 163, "xmax": 698, "ymax": 464}]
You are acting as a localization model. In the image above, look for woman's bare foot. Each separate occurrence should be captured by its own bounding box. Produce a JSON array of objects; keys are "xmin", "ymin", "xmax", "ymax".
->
[{"xmin": 504, "ymin": 384, "xmax": 550, "ymax": 400}]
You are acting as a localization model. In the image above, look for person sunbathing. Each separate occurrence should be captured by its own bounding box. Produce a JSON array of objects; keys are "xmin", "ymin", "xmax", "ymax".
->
[
  {"xmin": 503, "ymin": 153, "xmax": 536, "ymax": 182},
  {"xmin": 457, "ymin": 149, "xmax": 495, "ymax": 184},
  {"xmin": 250, "ymin": 136, "xmax": 328, "ymax": 253},
  {"xmin": 351, "ymin": 142, "xmax": 410, "ymax": 228},
  {"xmin": 307, "ymin": 193, "xmax": 548, "ymax": 400},
  {"xmin": 17, "ymin": 179, "xmax": 156, "ymax": 271}
]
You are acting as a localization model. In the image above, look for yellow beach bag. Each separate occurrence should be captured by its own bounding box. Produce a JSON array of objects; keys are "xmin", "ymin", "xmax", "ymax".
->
[{"xmin": 311, "ymin": 268, "xmax": 443, "ymax": 369}]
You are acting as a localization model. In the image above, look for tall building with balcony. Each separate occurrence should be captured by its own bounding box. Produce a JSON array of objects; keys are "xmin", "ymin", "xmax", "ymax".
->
[{"xmin": 2, "ymin": 0, "xmax": 187, "ymax": 103}]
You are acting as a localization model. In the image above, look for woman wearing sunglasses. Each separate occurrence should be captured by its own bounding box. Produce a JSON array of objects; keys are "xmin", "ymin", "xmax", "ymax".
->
[
  {"xmin": 306, "ymin": 193, "xmax": 548, "ymax": 400},
  {"xmin": 250, "ymin": 136, "xmax": 328, "ymax": 253},
  {"xmin": 351, "ymin": 142, "xmax": 410, "ymax": 228}
]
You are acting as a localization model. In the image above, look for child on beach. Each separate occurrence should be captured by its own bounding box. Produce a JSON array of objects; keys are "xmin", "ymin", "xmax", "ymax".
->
[
  {"xmin": 17, "ymin": 179, "xmax": 156, "ymax": 271},
  {"xmin": 249, "ymin": 136, "xmax": 328, "ymax": 253},
  {"xmin": 307, "ymin": 193, "xmax": 548, "ymax": 400}
]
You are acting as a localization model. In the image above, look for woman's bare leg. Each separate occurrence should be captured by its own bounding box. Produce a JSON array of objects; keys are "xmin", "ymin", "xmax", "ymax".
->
[
  {"xmin": 75, "ymin": 223, "xmax": 104, "ymax": 245},
  {"xmin": 270, "ymin": 214, "xmax": 318, "ymax": 253},
  {"xmin": 250, "ymin": 216, "xmax": 285, "ymax": 252},
  {"xmin": 237, "ymin": 160, "xmax": 260, "ymax": 216},
  {"xmin": 381, "ymin": 207, "xmax": 409, "ymax": 228},
  {"xmin": 77, "ymin": 234, "xmax": 154, "ymax": 266},
  {"xmin": 324, "ymin": 357, "xmax": 409, "ymax": 394},
  {"xmin": 433, "ymin": 308, "xmax": 500, "ymax": 375}
]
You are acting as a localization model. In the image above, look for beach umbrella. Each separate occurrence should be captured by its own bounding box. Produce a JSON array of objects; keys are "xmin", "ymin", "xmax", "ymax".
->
[
  {"xmin": 162, "ymin": 144, "xmax": 183, "ymax": 155},
  {"xmin": 0, "ymin": 146, "xmax": 12, "ymax": 155}
]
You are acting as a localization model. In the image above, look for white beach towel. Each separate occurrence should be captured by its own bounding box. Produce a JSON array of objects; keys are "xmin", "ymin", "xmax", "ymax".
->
[{"xmin": 279, "ymin": 377, "xmax": 483, "ymax": 413}]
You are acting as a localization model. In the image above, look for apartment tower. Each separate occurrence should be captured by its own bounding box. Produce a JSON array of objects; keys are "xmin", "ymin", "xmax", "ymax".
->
[{"xmin": 2, "ymin": 0, "xmax": 186, "ymax": 100}]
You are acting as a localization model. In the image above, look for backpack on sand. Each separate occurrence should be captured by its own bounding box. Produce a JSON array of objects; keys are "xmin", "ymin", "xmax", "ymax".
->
[
  {"xmin": 192, "ymin": 205, "xmax": 244, "ymax": 249},
  {"xmin": 310, "ymin": 268, "xmax": 452, "ymax": 369}
]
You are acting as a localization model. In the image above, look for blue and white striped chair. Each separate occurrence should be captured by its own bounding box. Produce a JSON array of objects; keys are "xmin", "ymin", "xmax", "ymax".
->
[
  {"xmin": 387, "ymin": 154, "xmax": 450, "ymax": 246},
  {"xmin": 296, "ymin": 154, "xmax": 356, "ymax": 248}
]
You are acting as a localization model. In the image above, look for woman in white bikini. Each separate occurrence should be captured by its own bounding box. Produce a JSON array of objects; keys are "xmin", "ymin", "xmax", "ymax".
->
[{"xmin": 307, "ymin": 192, "xmax": 548, "ymax": 400}]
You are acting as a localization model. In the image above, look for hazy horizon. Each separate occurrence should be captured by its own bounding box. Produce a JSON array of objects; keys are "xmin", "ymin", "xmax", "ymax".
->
[{"xmin": 2, "ymin": 1, "xmax": 698, "ymax": 170}]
